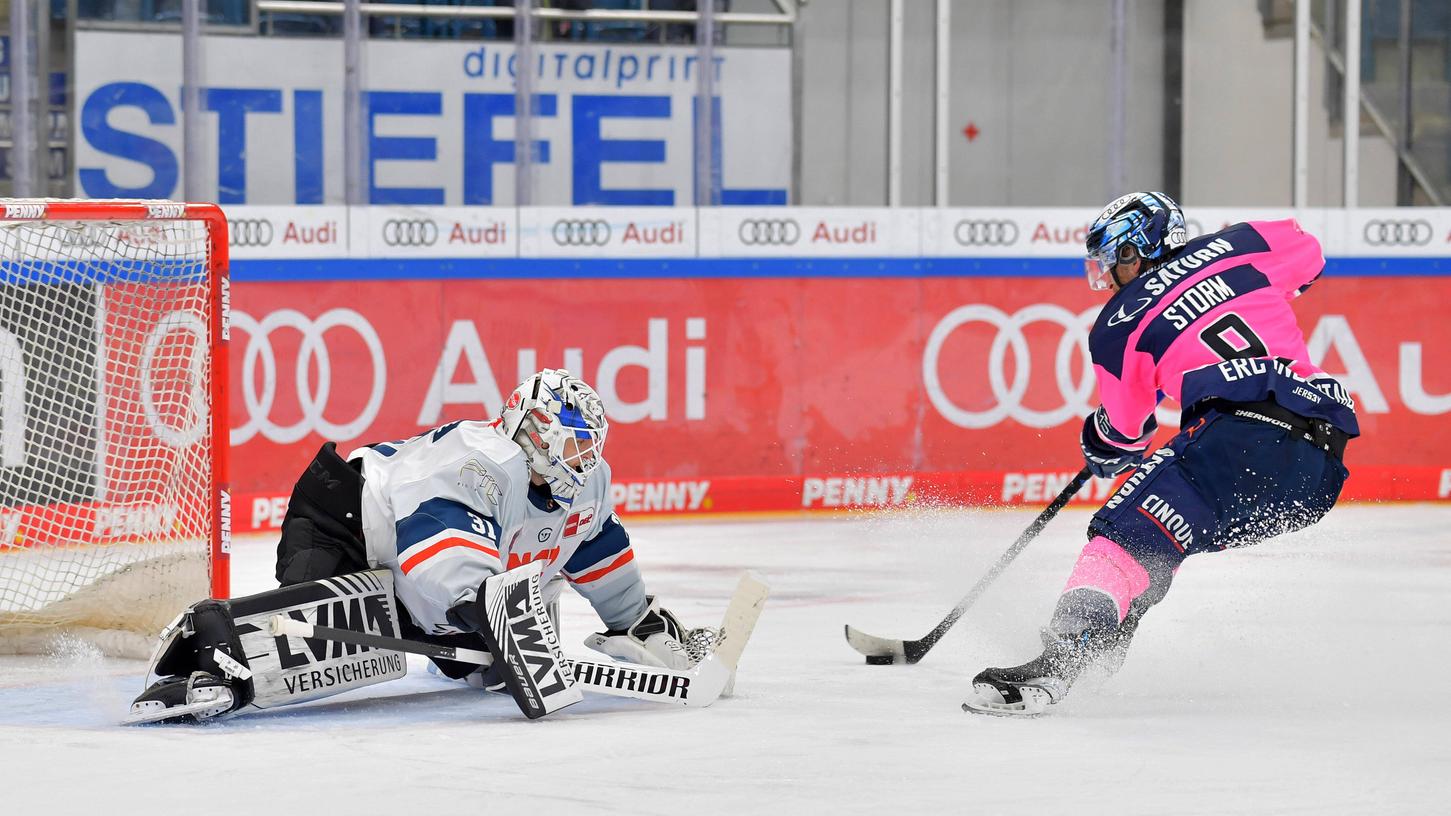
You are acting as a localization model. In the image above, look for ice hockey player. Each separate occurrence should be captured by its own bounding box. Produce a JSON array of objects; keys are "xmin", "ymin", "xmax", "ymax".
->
[
  {"xmin": 966, "ymin": 192, "xmax": 1358, "ymax": 716},
  {"xmin": 131, "ymin": 369, "xmax": 716, "ymax": 723}
]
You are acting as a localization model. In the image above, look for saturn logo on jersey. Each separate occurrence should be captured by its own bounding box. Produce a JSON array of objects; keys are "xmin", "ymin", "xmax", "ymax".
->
[{"xmin": 1106, "ymin": 297, "xmax": 1154, "ymax": 327}]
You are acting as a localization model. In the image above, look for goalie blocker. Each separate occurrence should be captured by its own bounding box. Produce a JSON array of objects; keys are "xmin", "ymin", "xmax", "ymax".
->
[{"xmin": 128, "ymin": 563, "xmax": 574, "ymax": 724}]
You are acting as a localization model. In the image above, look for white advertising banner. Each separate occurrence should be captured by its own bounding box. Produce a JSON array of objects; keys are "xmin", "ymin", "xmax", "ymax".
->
[
  {"xmin": 924, "ymin": 208, "xmax": 1347, "ymax": 259},
  {"xmin": 698, "ymin": 207, "xmax": 924, "ymax": 257},
  {"xmin": 1338, "ymin": 208, "xmax": 1451, "ymax": 256},
  {"xmin": 197, "ymin": 206, "xmax": 1451, "ymax": 261},
  {"xmin": 518, "ymin": 206, "xmax": 698, "ymax": 258},
  {"xmin": 222, "ymin": 206, "xmax": 350, "ymax": 259},
  {"xmin": 925, "ymin": 208, "xmax": 1094, "ymax": 258},
  {"xmin": 350, "ymin": 207, "xmax": 518, "ymax": 260},
  {"xmin": 73, "ymin": 32, "xmax": 792, "ymax": 208}
]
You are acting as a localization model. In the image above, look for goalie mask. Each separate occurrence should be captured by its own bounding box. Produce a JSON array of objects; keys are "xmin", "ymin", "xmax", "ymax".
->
[{"xmin": 500, "ymin": 369, "xmax": 609, "ymax": 501}]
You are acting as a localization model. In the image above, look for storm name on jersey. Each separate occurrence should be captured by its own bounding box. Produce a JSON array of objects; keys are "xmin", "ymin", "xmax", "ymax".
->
[
  {"xmin": 1161, "ymin": 274, "xmax": 1236, "ymax": 329},
  {"xmin": 1140, "ymin": 237, "xmax": 1234, "ymax": 296}
]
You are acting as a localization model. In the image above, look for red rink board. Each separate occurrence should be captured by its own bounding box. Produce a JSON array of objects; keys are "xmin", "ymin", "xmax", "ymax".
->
[{"xmin": 227, "ymin": 275, "xmax": 1450, "ymax": 531}]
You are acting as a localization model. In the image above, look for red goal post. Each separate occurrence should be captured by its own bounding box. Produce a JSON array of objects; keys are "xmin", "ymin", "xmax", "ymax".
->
[{"xmin": 0, "ymin": 199, "xmax": 230, "ymax": 657}]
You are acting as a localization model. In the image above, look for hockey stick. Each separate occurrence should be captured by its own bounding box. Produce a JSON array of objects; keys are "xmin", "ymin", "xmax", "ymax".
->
[
  {"xmin": 270, "ymin": 572, "xmax": 769, "ymax": 709},
  {"xmin": 843, "ymin": 467, "xmax": 1093, "ymax": 665},
  {"xmin": 268, "ymin": 616, "xmax": 726, "ymax": 707}
]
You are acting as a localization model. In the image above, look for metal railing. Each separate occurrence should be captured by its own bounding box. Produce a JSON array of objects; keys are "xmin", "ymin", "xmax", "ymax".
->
[
  {"xmin": 1310, "ymin": 0, "xmax": 1445, "ymax": 205},
  {"xmin": 251, "ymin": 1, "xmax": 796, "ymax": 26},
  {"xmin": 241, "ymin": 0, "xmax": 798, "ymax": 205},
  {"xmin": 1314, "ymin": 25, "xmax": 1444, "ymax": 204}
]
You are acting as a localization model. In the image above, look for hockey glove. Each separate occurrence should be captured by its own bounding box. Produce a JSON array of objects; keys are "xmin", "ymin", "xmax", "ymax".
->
[
  {"xmin": 1080, "ymin": 407, "xmax": 1155, "ymax": 479},
  {"xmin": 584, "ymin": 596, "xmax": 718, "ymax": 670}
]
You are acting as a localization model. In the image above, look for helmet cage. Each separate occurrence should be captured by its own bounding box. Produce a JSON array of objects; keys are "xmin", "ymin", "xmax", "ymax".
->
[{"xmin": 504, "ymin": 370, "xmax": 608, "ymax": 501}]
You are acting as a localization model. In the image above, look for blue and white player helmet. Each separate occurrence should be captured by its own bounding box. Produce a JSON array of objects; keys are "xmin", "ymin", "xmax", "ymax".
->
[
  {"xmin": 1084, "ymin": 191, "xmax": 1188, "ymax": 291},
  {"xmin": 500, "ymin": 369, "xmax": 609, "ymax": 501}
]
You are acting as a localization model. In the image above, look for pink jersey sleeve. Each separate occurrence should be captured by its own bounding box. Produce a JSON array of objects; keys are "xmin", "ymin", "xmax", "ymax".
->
[
  {"xmin": 1245, "ymin": 219, "xmax": 1325, "ymax": 296},
  {"xmin": 1093, "ymin": 355, "xmax": 1159, "ymax": 444}
]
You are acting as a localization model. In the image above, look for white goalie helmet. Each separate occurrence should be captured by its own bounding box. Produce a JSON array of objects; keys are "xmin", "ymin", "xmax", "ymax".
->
[{"xmin": 499, "ymin": 369, "xmax": 609, "ymax": 501}]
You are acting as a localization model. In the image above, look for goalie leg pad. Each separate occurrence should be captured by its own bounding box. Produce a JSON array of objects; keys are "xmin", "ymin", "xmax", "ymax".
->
[
  {"xmin": 129, "ymin": 570, "xmax": 407, "ymax": 723},
  {"xmin": 231, "ymin": 570, "xmax": 407, "ymax": 709}
]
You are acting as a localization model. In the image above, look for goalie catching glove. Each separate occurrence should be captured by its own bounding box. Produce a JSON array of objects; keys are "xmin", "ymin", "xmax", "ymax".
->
[{"xmin": 584, "ymin": 596, "xmax": 720, "ymax": 670}]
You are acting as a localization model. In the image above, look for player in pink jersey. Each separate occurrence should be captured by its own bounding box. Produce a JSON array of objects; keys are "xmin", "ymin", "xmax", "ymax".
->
[{"xmin": 966, "ymin": 192, "xmax": 1358, "ymax": 716}]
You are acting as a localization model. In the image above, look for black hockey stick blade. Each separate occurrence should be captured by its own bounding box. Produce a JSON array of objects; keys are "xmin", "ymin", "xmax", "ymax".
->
[{"xmin": 844, "ymin": 467, "xmax": 1093, "ymax": 666}]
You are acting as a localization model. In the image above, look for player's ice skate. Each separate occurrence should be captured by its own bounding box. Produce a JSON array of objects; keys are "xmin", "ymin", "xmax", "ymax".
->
[
  {"xmin": 962, "ymin": 632, "xmax": 1086, "ymax": 717},
  {"xmin": 963, "ymin": 604, "xmax": 1139, "ymax": 719},
  {"xmin": 963, "ymin": 663, "xmax": 1067, "ymax": 717}
]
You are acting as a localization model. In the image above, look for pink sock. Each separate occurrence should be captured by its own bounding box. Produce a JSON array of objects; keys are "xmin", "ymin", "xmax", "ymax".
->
[{"xmin": 1062, "ymin": 536, "xmax": 1151, "ymax": 621}]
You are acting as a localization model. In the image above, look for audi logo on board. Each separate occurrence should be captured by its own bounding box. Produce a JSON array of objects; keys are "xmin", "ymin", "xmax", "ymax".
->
[
  {"xmin": 953, "ymin": 219, "xmax": 1019, "ymax": 247},
  {"xmin": 382, "ymin": 219, "xmax": 439, "ymax": 247},
  {"xmin": 738, "ymin": 219, "xmax": 800, "ymax": 246},
  {"xmin": 552, "ymin": 219, "xmax": 611, "ymax": 246},
  {"xmin": 228, "ymin": 219, "xmax": 275, "ymax": 248},
  {"xmin": 1363, "ymin": 219, "xmax": 1433, "ymax": 247},
  {"xmin": 231, "ymin": 308, "xmax": 387, "ymax": 445},
  {"xmin": 923, "ymin": 303, "xmax": 1099, "ymax": 429}
]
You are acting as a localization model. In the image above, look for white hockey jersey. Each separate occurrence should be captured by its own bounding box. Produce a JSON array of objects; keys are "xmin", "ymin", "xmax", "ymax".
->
[{"xmin": 347, "ymin": 420, "xmax": 646, "ymax": 636}]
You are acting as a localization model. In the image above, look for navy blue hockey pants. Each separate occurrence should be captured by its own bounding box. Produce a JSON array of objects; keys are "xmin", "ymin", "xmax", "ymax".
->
[{"xmin": 1082, "ymin": 408, "xmax": 1349, "ymax": 618}]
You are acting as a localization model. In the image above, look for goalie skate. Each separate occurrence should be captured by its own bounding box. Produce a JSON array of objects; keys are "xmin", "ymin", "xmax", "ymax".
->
[{"xmin": 125, "ymin": 672, "xmax": 235, "ymax": 725}]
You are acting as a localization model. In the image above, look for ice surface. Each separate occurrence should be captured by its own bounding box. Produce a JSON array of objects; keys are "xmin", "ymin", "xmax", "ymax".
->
[{"xmin": 3, "ymin": 504, "xmax": 1449, "ymax": 814}]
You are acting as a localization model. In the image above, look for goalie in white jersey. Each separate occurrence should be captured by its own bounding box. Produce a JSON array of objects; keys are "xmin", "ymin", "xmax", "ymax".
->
[
  {"xmin": 274, "ymin": 368, "xmax": 709, "ymax": 678},
  {"xmin": 130, "ymin": 370, "xmax": 711, "ymax": 723}
]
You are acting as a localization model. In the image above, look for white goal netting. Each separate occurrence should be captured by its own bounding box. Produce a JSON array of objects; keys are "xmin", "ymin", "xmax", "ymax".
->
[{"xmin": 0, "ymin": 202, "xmax": 226, "ymax": 658}]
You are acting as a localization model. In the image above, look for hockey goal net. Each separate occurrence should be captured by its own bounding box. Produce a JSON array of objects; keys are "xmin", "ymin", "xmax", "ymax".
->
[{"xmin": 0, "ymin": 200, "xmax": 229, "ymax": 659}]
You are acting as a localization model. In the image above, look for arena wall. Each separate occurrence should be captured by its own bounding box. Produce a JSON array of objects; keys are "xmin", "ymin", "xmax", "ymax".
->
[{"xmin": 222, "ymin": 205, "xmax": 1451, "ymax": 531}]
